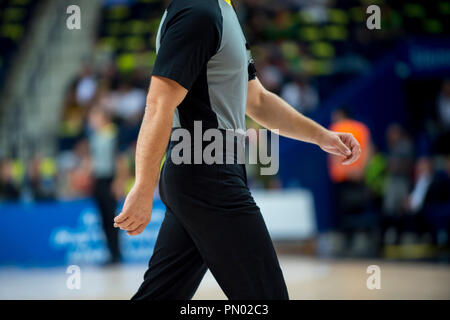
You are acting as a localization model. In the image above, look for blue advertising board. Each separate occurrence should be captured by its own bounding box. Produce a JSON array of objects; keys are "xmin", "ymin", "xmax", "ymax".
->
[{"xmin": 0, "ymin": 199, "xmax": 165, "ymax": 266}]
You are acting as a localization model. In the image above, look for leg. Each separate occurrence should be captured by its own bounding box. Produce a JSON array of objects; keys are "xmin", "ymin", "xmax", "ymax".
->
[
  {"xmin": 185, "ymin": 207, "xmax": 289, "ymax": 300},
  {"xmin": 164, "ymin": 163, "xmax": 289, "ymax": 300},
  {"xmin": 94, "ymin": 177, "xmax": 120, "ymax": 262},
  {"xmin": 132, "ymin": 209, "xmax": 207, "ymax": 300}
]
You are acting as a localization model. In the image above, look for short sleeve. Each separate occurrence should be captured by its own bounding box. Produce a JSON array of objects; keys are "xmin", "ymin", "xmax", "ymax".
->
[
  {"xmin": 152, "ymin": 8, "xmax": 221, "ymax": 90},
  {"xmin": 246, "ymin": 42, "xmax": 257, "ymax": 81}
]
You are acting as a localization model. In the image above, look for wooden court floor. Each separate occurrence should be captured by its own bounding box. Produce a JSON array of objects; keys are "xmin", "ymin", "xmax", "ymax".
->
[{"xmin": 1, "ymin": 255, "xmax": 448, "ymax": 299}]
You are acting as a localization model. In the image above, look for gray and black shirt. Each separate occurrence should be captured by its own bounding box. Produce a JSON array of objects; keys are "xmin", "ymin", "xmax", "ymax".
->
[{"xmin": 153, "ymin": 0, "xmax": 256, "ymax": 132}]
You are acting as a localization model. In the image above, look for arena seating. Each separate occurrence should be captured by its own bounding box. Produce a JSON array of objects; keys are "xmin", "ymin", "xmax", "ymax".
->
[
  {"xmin": 0, "ymin": 0, "xmax": 38, "ymax": 87},
  {"xmin": 94, "ymin": 0, "xmax": 449, "ymax": 79}
]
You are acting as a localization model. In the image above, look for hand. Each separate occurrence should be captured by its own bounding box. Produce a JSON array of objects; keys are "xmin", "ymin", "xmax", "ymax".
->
[
  {"xmin": 318, "ymin": 130, "xmax": 361, "ymax": 165},
  {"xmin": 114, "ymin": 185, "xmax": 153, "ymax": 236}
]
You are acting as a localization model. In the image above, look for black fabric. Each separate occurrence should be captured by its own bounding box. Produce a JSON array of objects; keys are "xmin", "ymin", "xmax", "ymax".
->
[
  {"xmin": 246, "ymin": 42, "xmax": 257, "ymax": 81},
  {"xmin": 132, "ymin": 143, "xmax": 289, "ymax": 300},
  {"xmin": 131, "ymin": 208, "xmax": 207, "ymax": 299},
  {"xmin": 248, "ymin": 61, "xmax": 257, "ymax": 81},
  {"xmin": 177, "ymin": 64, "xmax": 219, "ymax": 130},
  {"xmin": 152, "ymin": 0, "xmax": 222, "ymax": 91},
  {"xmin": 93, "ymin": 177, "xmax": 120, "ymax": 263}
]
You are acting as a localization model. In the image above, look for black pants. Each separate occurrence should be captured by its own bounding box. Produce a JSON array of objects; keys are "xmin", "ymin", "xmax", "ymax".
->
[
  {"xmin": 132, "ymin": 144, "xmax": 289, "ymax": 300},
  {"xmin": 93, "ymin": 176, "xmax": 120, "ymax": 263}
]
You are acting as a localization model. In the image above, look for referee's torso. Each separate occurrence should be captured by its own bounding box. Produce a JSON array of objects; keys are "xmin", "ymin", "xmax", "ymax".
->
[{"xmin": 153, "ymin": 0, "xmax": 256, "ymax": 132}]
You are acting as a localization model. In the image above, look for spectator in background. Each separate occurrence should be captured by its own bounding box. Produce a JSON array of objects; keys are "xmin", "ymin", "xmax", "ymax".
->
[
  {"xmin": 0, "ymin": 159, "xmax": 20, "ymax": 201},
  {"xmin": 114, "ymin": 79, "xmax": 146, "ymax": 123},
  {"xmin": 257, "ymin": 53, "xmax": 284, "ymax": 94},
  {"xmin": 88, "ymin": 107, "xmax": 121, "ymax": 264},
  {"xmin": 328, "ymin": 108, "xmax": 372, "ymax": 255},
  {"xmin": 112, "ymin": 143, "xmax": 136, "ymax": 200},
  {"xmin": 59, "ymin": 80, "xmax": 88, "ymax": 151},
  {"xmin": 94, "ymin": 78, "xmax": 120, "ymax": 116},
  {"xmin": 381, "ymin": 123, "xmax": 414, "ymax": 245},
  {"xmin": 75, "ymin": 64, "xmax": 98, "ymax": 107},
  {"xmin": 408, "ymin": 157, "xmax": 433, "ymax": 215},
  {"xmin": 422, "ymin": 155, "xmax": 450, "ymax": 248},
  {"xmin": 280, "ymin": 76, "xmax": 319, "ymax": 114},
  {"xmin": 245, "ymin": 118, "xmax": 283, "ymax": 190},
  {"xmin": 399, "ymin": 157, "xmax": 434, "ymax": 245},
  {"xmin": 58, "ymin": 139, "xmax": 92, "ymax": 199},
  {"xmin": 434, "ymin": 79, "xmax": 450, "ymax": 155},
  {"xmin": 115, "ymin": 79, "xmax": 146, "ymax": 150},
  {"xmin": 94, "ymin": 77, "xmax": 145, "ymax": 150},
  {"xmin": 28, "ymin": 154, "xmax": 57, "ymax": 201},
  {"xmin": 437, "ymin": 79, "xmax": 450, "ymax": 131}
]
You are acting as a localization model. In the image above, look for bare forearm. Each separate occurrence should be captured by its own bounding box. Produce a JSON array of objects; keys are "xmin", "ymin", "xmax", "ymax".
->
[
  {"xmin": 114, "ymin": 75, "xmax": 187, "ymax": 236},
  {"xmin": 248, "ymin": 90, "xmax": 327, "ymax": 145},
  {"xmin": 246, "ymin": 79, "xmax": 361, "ymax": 165},
  {"xmin": 134, "ymin": 106, "xmax": 173, "ymax": 194}
]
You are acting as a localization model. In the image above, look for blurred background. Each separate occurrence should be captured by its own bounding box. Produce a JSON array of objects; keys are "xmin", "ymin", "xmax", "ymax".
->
[{"xmin": 0, "ymin": 0, "xmax": 449, "ymax": 299}]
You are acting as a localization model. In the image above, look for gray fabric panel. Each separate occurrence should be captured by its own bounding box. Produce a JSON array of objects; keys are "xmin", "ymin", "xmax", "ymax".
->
[
  {"xmin": 155, "ymin": 10, "xmax": 166, "ymax": 52},
  {"xmin": 207, "ymin": 0, "xmax": 248, "ymax": 130}
]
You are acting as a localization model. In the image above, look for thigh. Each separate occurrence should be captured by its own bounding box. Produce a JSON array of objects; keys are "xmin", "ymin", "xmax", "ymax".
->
[
  {"xmin": 132, "ymin": 209, "xmax": 207, "ymax": 300},
  {"xmin": 195, "ymin": 206, "xmax": 289, "ymax": 300}
]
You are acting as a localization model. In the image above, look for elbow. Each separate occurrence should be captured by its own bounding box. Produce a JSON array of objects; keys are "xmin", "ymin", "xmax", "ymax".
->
[
  {"xmin": 247, "ymin": 86, "xmax": 269, "ymax": 117},
  {"xmin": 145, "ymin": 94, "xmax": 168, "ymax": 116},
  {"xmin": 144, "ymin": 96, "xmax": 177, "ymax": 126},
  {"xmin": 259, "ymin": 87, "xmax": 271, "ymax": 106},
  {"xmin": 145, "ymin": 93, "xmax": 159, "ymax": 113}
]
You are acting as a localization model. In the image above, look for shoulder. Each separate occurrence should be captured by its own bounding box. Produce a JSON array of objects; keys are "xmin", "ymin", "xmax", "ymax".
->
[{"xmin": 167, "ymin": 0, "xmax": 221, "ymax": 25}]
